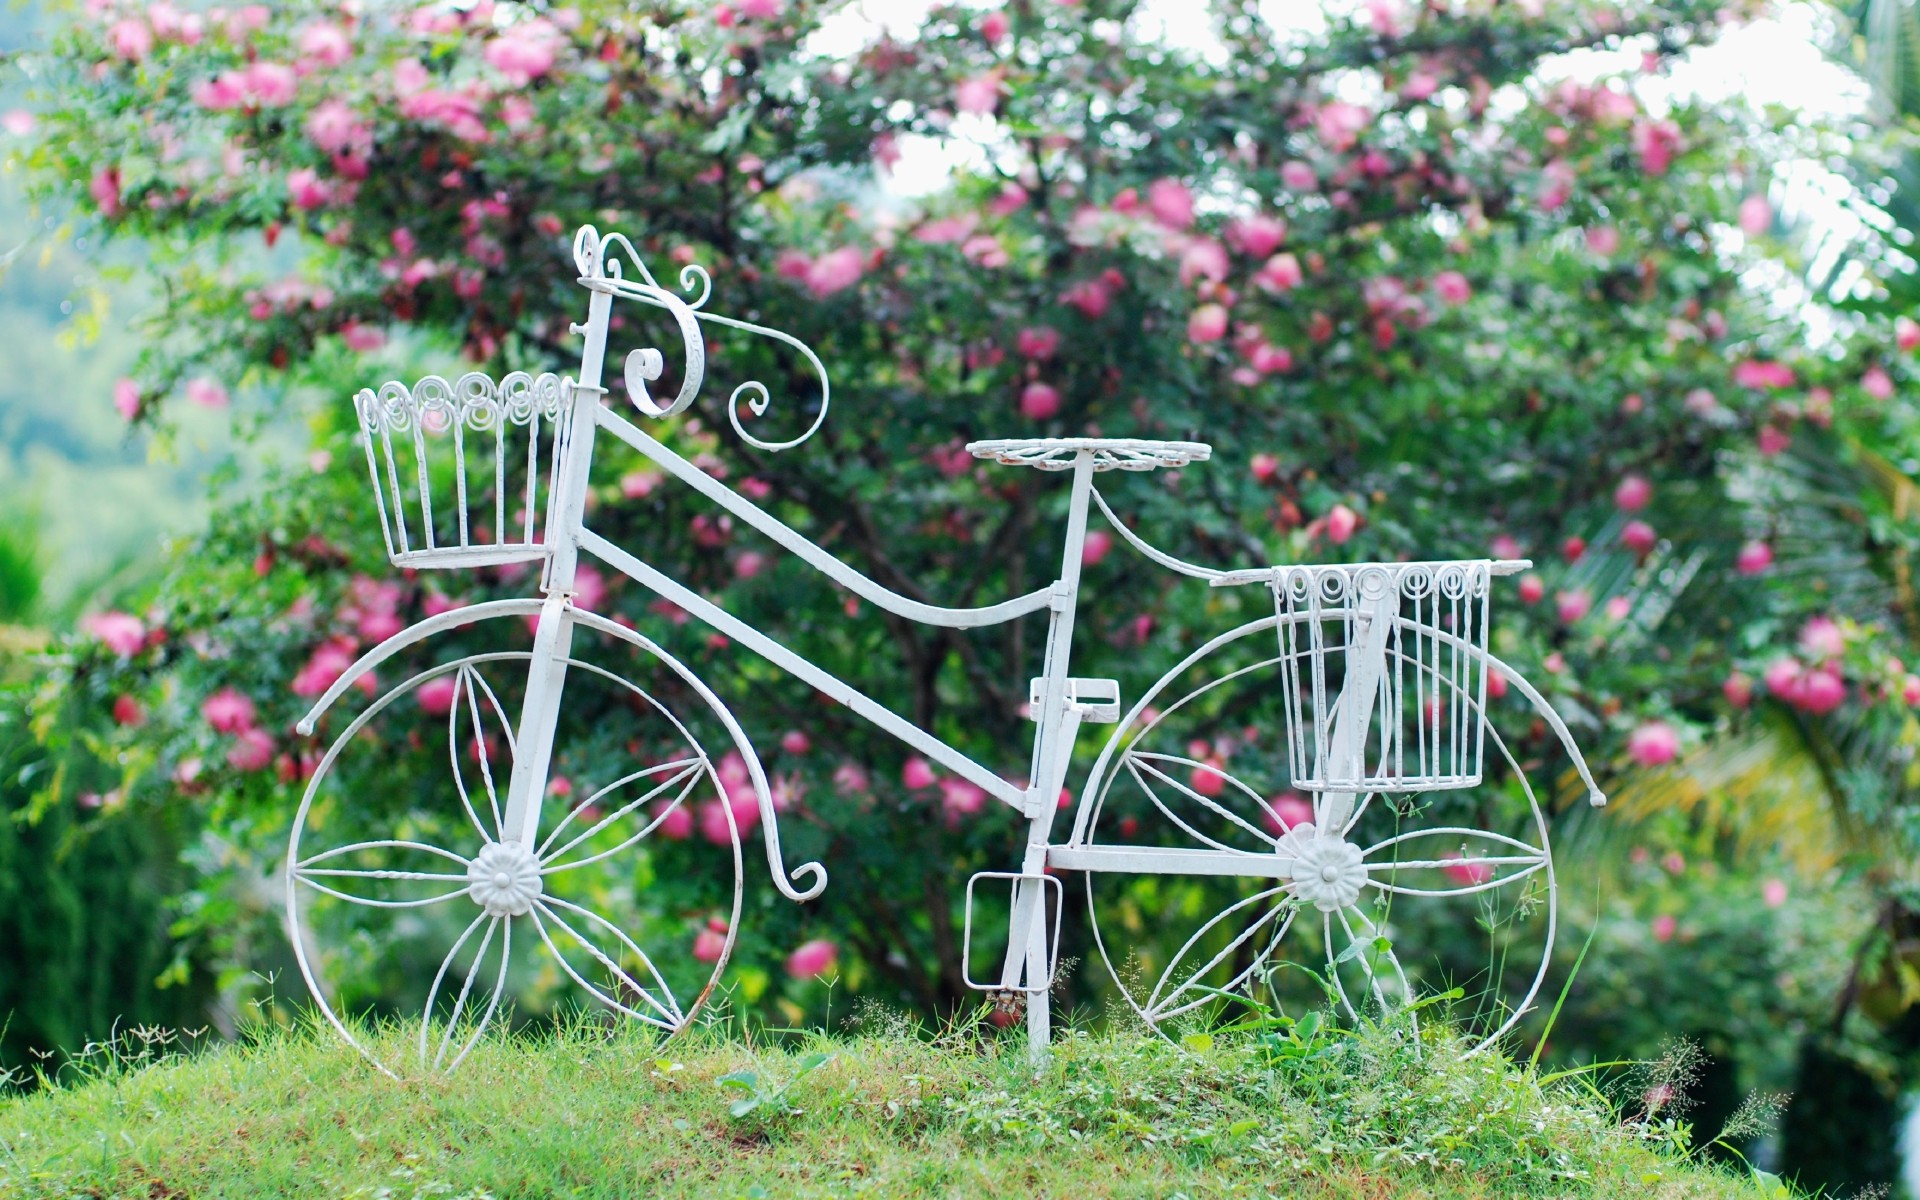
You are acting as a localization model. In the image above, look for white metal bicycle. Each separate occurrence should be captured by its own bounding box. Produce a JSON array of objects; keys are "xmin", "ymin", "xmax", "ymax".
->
[{"xmin": 287, "ymin": 225, "xmax": 1606, "ymax": 1076}]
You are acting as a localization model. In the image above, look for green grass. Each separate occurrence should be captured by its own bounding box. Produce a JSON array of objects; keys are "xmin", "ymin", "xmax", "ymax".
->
[{"xmin": 0, "ymin": 1012, "xmax": 1779, "ymax": 1199}]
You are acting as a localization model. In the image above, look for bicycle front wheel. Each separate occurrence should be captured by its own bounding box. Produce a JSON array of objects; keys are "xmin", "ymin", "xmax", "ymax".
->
[{"xmin": 287, "ymin": 617, "xmax": 750, "ymax": 1076}]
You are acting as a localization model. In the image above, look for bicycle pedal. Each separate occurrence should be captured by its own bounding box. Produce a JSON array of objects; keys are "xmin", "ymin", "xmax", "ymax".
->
[{"xmin": 1027, "ymin": 677, "xmax": 1120, "ymax": 723}]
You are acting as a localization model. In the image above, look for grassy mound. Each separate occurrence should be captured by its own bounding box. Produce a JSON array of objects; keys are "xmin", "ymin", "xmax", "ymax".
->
[{"xmin": 0, "ymin": 1015, "xmax": 1774, "ymax": 1199}]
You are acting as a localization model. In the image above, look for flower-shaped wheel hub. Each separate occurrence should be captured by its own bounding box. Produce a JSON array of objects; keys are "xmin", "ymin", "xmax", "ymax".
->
[
  {"xmin": 467, "ymin": 840, "xmax": 543, "ymax": 917},
  {"xmin": 1279, "ymin": 825, "xmax": 1368, "ymax": 912}
]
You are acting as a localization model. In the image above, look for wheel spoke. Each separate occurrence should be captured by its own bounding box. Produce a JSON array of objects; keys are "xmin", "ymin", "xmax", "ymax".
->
[
  {"xmin": 533, "ymin": 897, "xmax": 682, "ymax": 1029},
  {"xmin": 538, "ymin": 759, "xmax": 705, "ymax": 871},
  {"xmin": 294, "ymin": 839, "xmax": 473, "ymax": 908},
  {"xmin": 1144, "ymin": 887, "xmax": 1297, "ymax": 1023}
]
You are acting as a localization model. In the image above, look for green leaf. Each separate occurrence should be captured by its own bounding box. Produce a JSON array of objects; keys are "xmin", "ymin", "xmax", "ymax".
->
[
  {"xmin": 729, "ymin": 1097, "xmax": 760, "ymax": 1119},
  {"xmin": 716, "ymin": 1070, "xmax": 758, "ymax": 1092},
  {"xmin": 1227, "ymin": 1118, "xmax": 1260, "ymax": 1137},
  {"xmin": 1750, "ymin": 1169, "xmax": 1790, "ymax": 1199},
  {"xmin": 1180, "ymin": 1032, "xmax": 1214, "ymax": 1053}
]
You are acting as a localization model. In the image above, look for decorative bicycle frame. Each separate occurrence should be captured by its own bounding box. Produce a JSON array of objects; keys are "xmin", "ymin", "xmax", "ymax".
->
[{"xmin": 287, "ymin": 225, "xmax": 1608, "ymax": 1076}]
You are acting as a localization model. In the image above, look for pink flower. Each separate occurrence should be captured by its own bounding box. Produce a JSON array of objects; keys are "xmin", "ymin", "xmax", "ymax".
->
[
  {"xmin": 1325, "ymin": 503, "xmax": 1358, "ymax": 545},
  {"xmin": 1146, "ymin": 178, "xmax": 1194, "ymax": 230},
  {"xmin": 1280, "ymin": 160, "xmax": 1317, "ymax": 192},
  {"xmin": 1251, "ymin": 453, "xmax": 1280, "ymax": 484},
  {"xmin": 1733, "ymin": 359, "xmax": 1794, "ymax": 389},
  {"xmin": 1899, "ymin": 316, "xmax": 1920, "ymax": 352},
  {"xmin": 112, "ymin": 378, "xmax": 141, "ymax": 421},
  {"xmin": 1626, "ymin": 721, "xmax": 1678, "ymax": 767},
  {"xmin": 1905, "ymin": 675, "xmax": 1920, "ymax": 706},
  {"xmin": 83, "ymin": 611, "xmax": 146, "ymax": 656},
  {"xmin": 290, "ymin": 639, "xmax": 357, "ymax": 697},
  {"xmin": 734, "ymin": 551, "xmax": 766, "ymax": 580},
  {"xmin": 785, "ymin": 938, "xmax": 838, "ymax": 979},
  {"xmin": 485, "ymin": 18, "xmax": 561, "ymax": 83},
  {"xmin": 989, "ymin": 183, "xmax": 1028, "ymax": 215},
  {"xmin": 1441, "ymin": 852, "xmax": 1493, "ymax": 887},
  {"xmin": 286, "ymin": 167, "xmax": 330, "ymax": 211},
  {"xmin": 1799, "ymin": 616, "xmax": 1844, "ymax": 661},
  {"xmin": 1187, "ymin": 303, "xmax": 1229, "ymax": 344},
  {"xmin": 1081, "ymin": 530, "xmax": 1113, "ymax": 567},
  {"xmin": 902, "ymin": 757, "xmax": 938, "ymax": 790},
  {"xmin": 655, "ymin": 801, "xmax": 693, "ymax": 840},
  {"xmin": 1537, "ymin": 160, "xmax": 1574, "ymax": 211},
  {"xmin": 1605, "ymin": 596, "xmax": 1632, "ymax": 621},
  {"xmin": 297, "ymin": 21, "xmax": 352, "ymax": 69},
  {"xmin": 1614, "ymin": 474, "xmax": 1652, "ymax": 512},
  {"xmin": 181, "ymin": 376, "xmax": 229, "ymax": 409},
  {"xmin": 202, "ymin": 687, "xmax": 257, "ymax": 733},
  {"xmin": 1263, "ymin": 792, "xmax": 1314, "ymax": 835},
  {"xmin": 805, "ymin": 246, "xmax": 864, "ymax": 298},
  {"xmin": 1763, "ymin": 879, "xmax": 1788, "ymax": 908},
  {"xmin": 1736, "ymin": 540, "xmax": 1772, "ymax": 575},
  {"xmin": 1621, "ymin": 520, "xmax": 1656, "ymax": 557},
  {"xmin": 1314, "ymin": 102, "xmax": 1370, "ymax": 152},
  {"xmin": 1431, "ymin": 270, "xmax": 1471, "ymax": 305},
  {"xmin": 1020, "ymin": 382, "xmax": 1061, "ymax": 420},
  {"xmin": 1247, "ymin": 343, "xmax": 1292, "ymax": 374},
  {"xmin": 939, "ymin": 777, "xmax": 988, "ymax": 819},
  {"xmin": 1799, "ymin": 667, "xmax": 1846, "ymax": 714},
  {"xmin": 954, "ymin": 72, "xmax": 1001, "ymax": 116},
  {"xmin": 1178, "ymin": 238, "xmax": 1229, "ymax": 286},
  {"xmin": 1189, "ymin": 760, "xmax": 1228, "ymax": 797},
  {"xmin": 1398, "ymin": 68, "xmax": 1439, "ymax": 101},
  {"xmin": 108, "ymin": 18, "xmax": 154, "ymax": 61},
  {"xmin": 1633, "ymin": 119, "xmax": 1681, "ymax": 175},
  {"xmin": 90, "ymin": 167, "xmax": 123, "ymax": 217},
  {"xmin": 112, "ymin": 694, "xmax": 145, "ymax": 727},
  {"xmin": 1518, "ymin": 574, "xmax": 1545, "ymax": 604},
  {"xmin": 1738, "ymin": 195, "xmax": 1772, "ymax": 237},
  {"xmin": 1585, "ymin": 225, "xmax": 1621, "ymax": 255},
  {"xmin": 340, "ymin": 323, "xmax": 387, "ymax": 352},
  {"xmin": 303, "ymin": 100, "xmax": 366, "ymax": 155},
  {"xmin": 1486, "ymin": 669, "xmax": 1509, "ymax": 700},
  {"xmin": 1556, "ymin": 589, "xmax": 1591, "ymax": 624},
  {"xmin": 1226, "ymin": 215, "xmax": 1286, "ymax": 258},
  {"xmin": 1863, "ymin": 365, "xmax": 1895, "ymax": 400},
  {"xmin": 1061, "ymin": 278, "xmax": 1113, "ymax": 319},
  {"xmin": 1255, "ymin": 253, "xmax": 1302, "ymax": 293},
  {"xmin": 978, "ymin": 10, "xmax": 1010, "ymax": 42},
  {"xmin": 1758, "ymin": 426, "xmax": 1791, "ymax": 456},
  {"xmin": 697, "ymin": 799, "xmax": 735, "ymax": 846},
  {"xmin": 416, "ymin": 675, "xmax": 458, "ymax": 716},
  {"xmin": 1723, "ymin": 671, "xmax": 1753, "ymax": 708},
  {"xmin": 961, "ymin": 234, "xmax": 1009, "ymax": 267},
  {"xmin": 781, "ymin": 730, "xmax": 811, "ymax": 754},
  {"xmin": 737, "ymin": 0, "xmax": 783, "ymax": 17},
  {"xmin": 0, "ymin": 110, "xmax": 34, "ymax": 136},
  {"xmin": 833, "ymin": 762, "xmax": 871, "ymax": 795},
  {"xmin": 1016, "ymin": 326, "xmax": 1060, "ymax": 360},
  {"xmin": 227, "ymin": 728, "xmax": 276, "ymax": 773},
  {"xmin": 243, "ymin": 62, "xmax": 298, "ymax": 107},
  {"xmin": 693, "ymin": 926, "xmax": 728, "ymax": 963},
  {"xmin": 1651, "ymin": 914, "xmax": 1677, "ymax": 943}
]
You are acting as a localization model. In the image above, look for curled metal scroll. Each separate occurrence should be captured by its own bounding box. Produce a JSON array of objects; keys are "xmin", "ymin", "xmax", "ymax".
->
[{"xmin": 573, "ymin": 224, "xmax": 832, "ymax": 451}]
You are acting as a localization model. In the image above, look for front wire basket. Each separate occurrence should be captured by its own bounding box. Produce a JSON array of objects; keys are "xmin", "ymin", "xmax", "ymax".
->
[
  {"xmin": 354, "ymin": 371, "xmax": 571, "ymax": 570},
  {"xmin": 1266, "ymin": 560, "xmax": 1494, "ymax": 794}
]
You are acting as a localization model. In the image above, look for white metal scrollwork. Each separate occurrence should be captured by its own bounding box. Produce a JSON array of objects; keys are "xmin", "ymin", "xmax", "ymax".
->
[{"xmin": 298, "ymin": 223, "xmax": 1609, "ymax": 1074}]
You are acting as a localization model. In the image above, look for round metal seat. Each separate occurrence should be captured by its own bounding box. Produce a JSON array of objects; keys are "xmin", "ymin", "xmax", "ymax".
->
[{"xmin": 965, "ymin": 438, "xmax": 1212, "ymax": 472}]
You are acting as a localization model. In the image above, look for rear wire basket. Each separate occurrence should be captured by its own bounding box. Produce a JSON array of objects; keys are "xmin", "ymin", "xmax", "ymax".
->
[
  {"xmin": 354, "ymin": 371, "xmax": 571, "ymax": 570},
  {"xmin": 1271, "ymin": 560, "xmax": 1493, "ymax": 793}
]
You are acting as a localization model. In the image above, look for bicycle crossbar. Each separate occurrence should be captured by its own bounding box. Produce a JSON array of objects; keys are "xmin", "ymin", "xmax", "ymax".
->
[
  {"xmin": 1046, "ymin": 845, "xmax": 1298, "ymax": 879},
  {"xmin": 577, "ymin": 528, "xmax": 1030, "ymax": 813}
]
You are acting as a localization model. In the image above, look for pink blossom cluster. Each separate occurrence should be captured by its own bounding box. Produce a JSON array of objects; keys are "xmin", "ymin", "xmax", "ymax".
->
[
  {"xmin": 194, "ymin": 61, "xmax": 298, "ymax": 111},
  {"xmin": 104, "ymin": 2, "xmax": 210, "ymax": 61},
  {"xmin": 483, "ymin": 18, "xmax": 563, "ymax": 85}
]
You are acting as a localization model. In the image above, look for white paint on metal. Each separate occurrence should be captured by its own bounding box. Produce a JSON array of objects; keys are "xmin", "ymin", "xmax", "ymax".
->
[{"xmin": 299, "ymin": 223, "xmax": 1605, "ymax": 1073}]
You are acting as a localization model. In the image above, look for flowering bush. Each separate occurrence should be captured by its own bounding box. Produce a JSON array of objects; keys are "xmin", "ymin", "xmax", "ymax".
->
[{"xmin": 14, "ymin": 0, "xmax": 1920, "ymax": 1087}]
